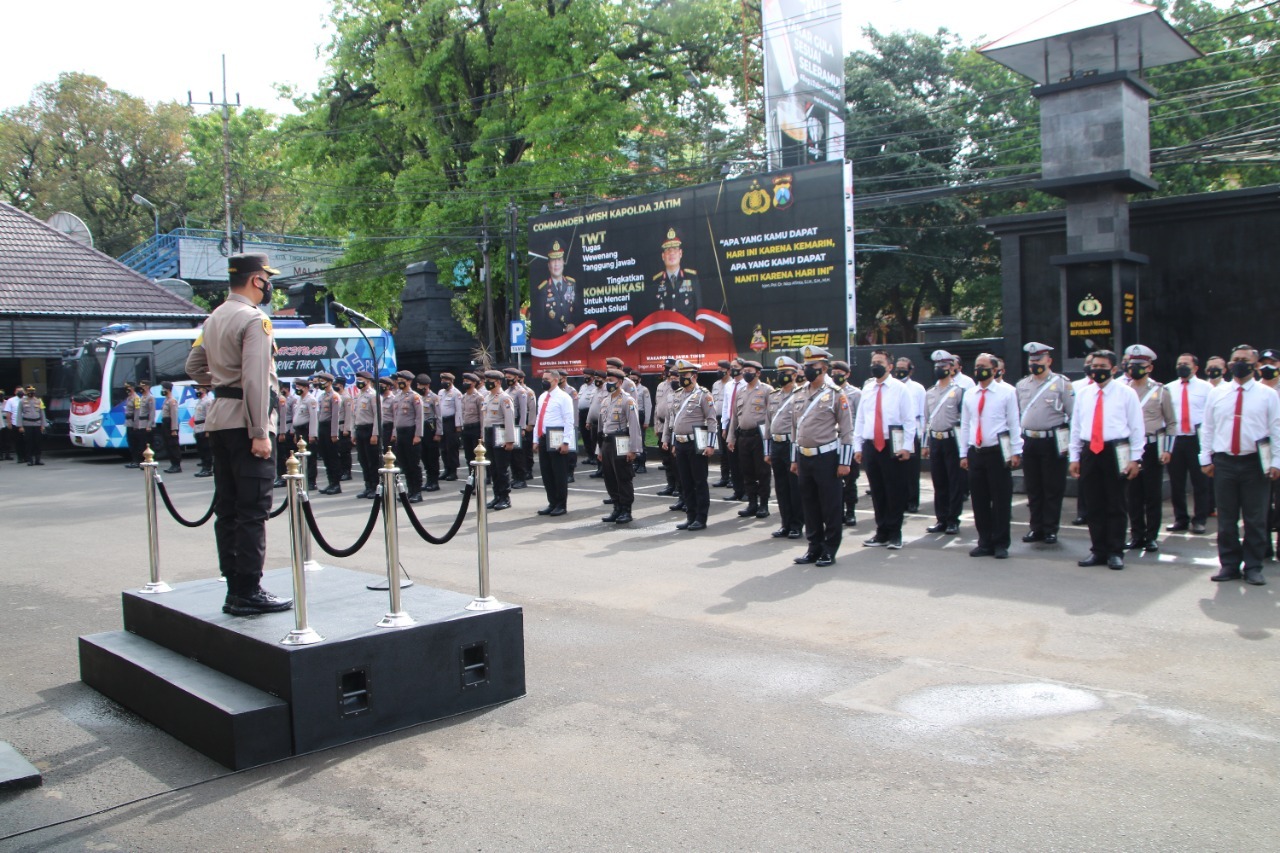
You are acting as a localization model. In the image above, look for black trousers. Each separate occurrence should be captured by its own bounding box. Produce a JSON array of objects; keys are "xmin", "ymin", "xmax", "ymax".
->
[
  {"xmin": 396, "ymin": 427, "xmax": 423, "ymax": 495},
  {"xmin": 863, "ymin": 440, "xmax": 907, "ymax": 542},
  {"xmin": 968, "ymin": 445, "xmax": 1012, "ymax": 550},
  {"xmin": 0, "ymin": 425, "xmax": 10, "ymax": 457},
  {"xmin": 797, "ymin": 449, "xmax": 842, "ymax": 556},
  {"xmin": 1080, "ymin": 444, "xmax": 1127, "ymax": 558},
  {"xmin": 538, "ymin": 434, "xmax": 570, "ymax": 509},
  {"xmin": 929, "ymin": 435, "xmax": 964, "ymax": 525},
  {"xmin": 195, "ymin": 431, "xmax": 212, "ymax": 470},
  {"xmin": 484, "ymin": 426, "xmax": 511, "ymax": 499},
  {"xmin": 1213, "ymin": 453, "xmax": 1270, "ymax": 572},
  {"xmin": 906, "ymin": 438, "xmax": 922, "ymax": 509},
  {"xmin": 1022, "ymin": 435, "xmax": 1068, "ymax": 535},
  {"xmin": 127, "ymin": 427, "xmax": 149, "ymax": 464},
  {"xmin": 338, "ymin": 430, "xmax": 353, "ymax": 477},
  {"xmin": 355, "ymin": 425, "xmax": 378, "ymax": 492},
  {"xmin": 441, "ymin": 415, "xmax": 460, "ymax": 477},
  {"xmin": 522, "ymin": 428, "xmax": 535, "ymax": 481},
  {"xmin": 657, "ymin": 422, "xmax": 679, "ymax": 491},
  {"xmin": 510, "ymin": 427, "xmax": 527, "ymax": 481},
  {"xmin": 276, "ymin": 432, "xmax": 291, "ymax": 476},
  {"xmin": 841, "ymin": 463, "xmax": 859, "ymax": 514},
  {"xmin": 423, "ymin": 424, "xmax": 440, "ymax": 487},
  {"xmin": 7, "ymin": 426, "xmax": 25, "ymax": 461},
  {"xmin": 208, "ymin": 429, "xmax": 274, "ymax": 595},
  {"xmin": 462, "ymin": 422, "xmax": 482, "ymax": 470},
  {"xmin": 723, "ymin": 427, "xmax": 742, "ymax": 492},
  {"xmin": 770, "ymin": 440, "xmax": 803, "ymax": 532},
  {"xmin": 316, "ymin": 425, "xmax": 340, "ymax": 487},
  {"xmin": 1168, "ymin": 433, "xmax": 1211, "ymax": 525},
  {"xmin": 380, "ymin": 422, "xmax": 395, "ymax": 456},
  {"xmin": 23, "ymin": 426, "xmax": 42, "ymax": 462},
  {"xmin": 600, "ymin": 434, "xmax": 634, "ymax": 508},
  {"xmin": 1126, "ymin": 441, "xmax": 1164, "ymax": 542},
  {"xmin": 578, "ymin": 410, "xmax": 595, "ymax": 462},
  {"xmin": 718, "ymin": 425, "xmax": 730, "ymax": 482},
  {"xmin": 674, "ymin": 441, "xmax": 710, "ymax": 522},
  {"xmin": 735, "ymin": 429, "xmax": 771, "ymax": 506},
  {"xmin": 164, "ymin": 429, "xmax": 182, "ymax": 468}
]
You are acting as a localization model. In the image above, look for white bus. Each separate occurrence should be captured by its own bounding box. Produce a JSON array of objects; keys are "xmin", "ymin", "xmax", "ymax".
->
[{"xmin": 64, "ymin": 323, "xmax": 397, "ymax": 450}]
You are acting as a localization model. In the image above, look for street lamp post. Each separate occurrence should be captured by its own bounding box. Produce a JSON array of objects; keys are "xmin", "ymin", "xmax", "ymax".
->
[{"xmin": 131, "ymin": 193, "xmax": 159, "ymax": 241}]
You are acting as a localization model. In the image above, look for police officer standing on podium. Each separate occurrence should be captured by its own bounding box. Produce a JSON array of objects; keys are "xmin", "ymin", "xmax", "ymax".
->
[
  {"xmin": 790, "ymin": 346, "xmax": 855, "ymax": 566},
  {"xmin": 185, "ymin": 252, "xmax": 291, "ymax": 616},
  {"xmin": 1016, "ymin": 342, "xmax": 1073, "ymax": 544}
]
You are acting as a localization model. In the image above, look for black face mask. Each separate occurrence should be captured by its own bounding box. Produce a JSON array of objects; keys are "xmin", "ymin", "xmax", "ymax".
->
[
  {"xmin": 1206, "ymin": 367, "xmax": 1224, "ymax": 379},
  {"xmin": 256, "ymin": 276, "xmax": 273, "ymax": 305},
  {"xmin": 356, "ymin": 381, "xmax": 367, "ymax": 389},
  {"xmin": 605, "ymin": 382, "xmax": 617, "ymax": 393},
  {"xmin": 594, "ymin": 380, "xmax": 604, "ymax": 388},
  {"xmin": 803, "ymin": 365, "xmax": 821, "ymax": 382},
  {"xmin": 1261, "ymin": 366, "xmax": 1279, "ymax": 381},
  {"xmin": 1231, "ymin": 361, "xmax": 1256, "ymax": 380},
  {"xmin": 831, "ymin": 374, "xmax": 848, "ymax": 386},
  {"xmin": 778, "ymin": 373, "xmax": 794, "ymax": 387},
  {"xmin": 730, "ymin": 368, "xmax": 742, "ymax": 378},
  {"xmin": 934, "ymin": 366, "xmax": 950, "ymax": 380},
  {"xmin": 485, "ymin": 381, "xmax": 497, "ymax": 391},
  {"xmin": 542, "ymin": 380, "xmax": 553, "ymax": 390},
  {"xmin": 1127, "ymin": 365, "xmax": 1148, "ymax": 380},
  {"xmin": 974, "ymin": 367, "xmax": 994, "ymax": 383},
  {"xmin": 679, "ymin": 376, "xmax": 693, "ymax": 387},
  {"xmin": 443, "ymin": 381, "xmax": 452, "ymax": 389},
  {"xmin": 892, "ymin": 369, "xmax": 909, "ymax": 380},
  {"xmin": 743, "ymin": 371, "xmax": 757, "ymax": 383},
  {"xmin": 869, "ymin": 363, "xmax": 887, "ymax": 379},
  {"xmin": 1029, "ymin": 362, "xmax": 1047, "ymax": 376},
  {"xmin": 669, "ymin": 379, "xmax": 680, "ymax": 390},
  {"xmin": 462, "ymin": 382, "xmax": 473, "ymax": 391},
  {"xmin": 1176, "ymin": 364, "xmax": 1193, "ymax": 379},
  {"xmin": 398, "ymin": 383, "xmax": 408, "ymax": 392},
  {"xmin": 1090, "ymin": 368, "xmax": 1112, "ymax": 384}
]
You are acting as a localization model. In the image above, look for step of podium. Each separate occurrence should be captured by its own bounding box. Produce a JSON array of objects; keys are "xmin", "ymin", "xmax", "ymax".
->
[{"xmin": 79, "ymin": 630, "xmax": 292, "ymax": 770}]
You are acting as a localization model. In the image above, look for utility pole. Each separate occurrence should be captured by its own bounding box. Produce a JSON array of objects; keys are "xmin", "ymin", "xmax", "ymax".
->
[
  {"xmin": 189, "ymin": 55, "xmax": 240, "ymax": 255},
  {"xmin": 506, "ymin": 202, "xmax": 519, "ymax": 334},
  {"xmin": 481, "ymin": 205, "xmax": 495, "ymax": 357}
]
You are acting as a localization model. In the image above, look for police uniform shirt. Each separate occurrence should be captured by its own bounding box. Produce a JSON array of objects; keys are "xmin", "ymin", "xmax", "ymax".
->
[
  {"xmin": 958, "ymin": 381, "xmax": 1024, "ymax": 459},
  {"xmin": 138, "ymin": 391, "xmax": 157, "ymax": 429},
  {"xmin": 655, "ymin": 380, "xmax": 673, "ymax": 427},
  {"xmin": 1016, "ymin": 372, "xmax": 1074, "ymax": 431},
  {"xmin": 293, "ymin": 390, "xmax": 314, "ymax": 432},
  {"xmin": 393, "ymin": 389, "xmax": 423, "ymax": 438},
  {"xmin": 507, "ymin": 384, "xmax": 528, "ymax": 428},
  {"xmin": 633, "ymin": 383, "xmax": 653, "ymax": 427},
  {"xmin": 789, "ymin": 382, "xmax": 855, "ymax": 465},
  {"xmin": 837, "ymin": 383, "xmax": 861, "ymax": 421},
  {"xmin": 354, "ymin": 387, "xmax": 378, "ymax": 427},
  {"xmin": 1131, "ymin": 380, "xmax": 1177, "ymax": 438},
  {"xmin": 162, "ymin": 394, "xmax": 180, "ymax": 431},
  {"xmin": 577, "ymin": 381, "xmax": 597, "ymax": 412},
  {"xmin": 18, "ymin": 395, "xmax": 46, "ymax": 427},
  {"xmin": 728, "ymin": 381, "xmax": 773, "ymax": 434},
  {"xmin": 316, "ymin": 391, "xmax": 341, "ymax": 438},
  {"xmin": 461, "ymin": 389, "xmax": 484, "ymax": 425},
  {"xmin": 768, "ymin": 386, "xmax": 800, "ymax": 438},
  {"xmin": 711, "ymin": 377, "xmax": 728, "ymax": 418},
  {"xmin": 438, "ymin": 386, "xmax": 461, "ymax": 418},
  {"xmin": 422, "ymin": 390, "xmax": 439, "ymax": 430},
  {"xmin": 278, "ymin": 392, "xmax": 294, "ymax": 434},
  {"xmin": 384, "ymin": 389, "xmax": 400, "ymax": 426},
  {"xmin": 1199, "ymin": 378, "xmax": 1280, "ymax": 466},
  {"xmin": 1068, "ymin": 380, "xmax": 1145, "ymax": 463},
  {"xmin": 925, "ymin": 382, "xmax": 964, "ymax": 433},
  {"xmin": 851, "ymin": 377, "xmax": 918, "ymax": 450},
  {"xmin": 340, "ymin": 392, "xmax": 354, "ymax": 432},
  {"xmin": 482, "ymin": 389, "xmax": 516, "ymax": 435},
  {"xmin": 664, "ymin": 384, "xmax": 717, "ymax": 444},
  {"xmin": 1171, "ymin": 375, "xmax": 1212, "ymax": 435},
  {"xmin": 522, "ymin": 385, "xmax": 537, "ymax": 429},
  {"xmin": 184, "ymin": 292, "xmax": 279, "ymax": 439},
  {"xmin": 194, "ymin": 393, "xmax": 213, "ymax": 434},
  {"xmin": 598, "ymin": 391, "xmax": 642, "ymax": 443}
]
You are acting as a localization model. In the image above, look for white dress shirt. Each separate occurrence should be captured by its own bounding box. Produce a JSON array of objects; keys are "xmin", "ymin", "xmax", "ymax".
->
[
  {"xmin": 904, "ymin": 378, "xmax": 927, "ymax": 437},
  {"xmin": 1069, "ymin": 379, "xmax": 1144, "ymax": 463},
  {"xmin": 958, "ymin": 381, "xmax": 1024, "ymax": 459},
  {"xmin": 721, "ymin": 378, "xmax": 745, "ymax": 431},
  {"xmin": 851, "ymin": 376, "xmax": 918, "ymax": 448},
  {"xmin": 2, "ymin": 396, "xmax": 18, "ymax": 427},
  {"xmin": 1199, "ymin": 378, "xmax": 1280, "ymax": 467},
  {"xmin": 952, "ymin": 372, "xmax": 975, "ymax": 390},
  {"xmin": 534, "ymin": 386, "xmax": 577, "ymax": 449},
  {"xmin": 1170, "ymin": 375, "xmax": 1212, "ymax": 434}
]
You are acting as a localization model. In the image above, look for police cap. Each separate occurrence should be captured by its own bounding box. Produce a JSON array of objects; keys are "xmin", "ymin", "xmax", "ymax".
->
[
  {"xmin": 483, "ymin": 369, "xmax": 504, "ymax": 381},
  {"xmin": 395, "ymin": 370, "xmax": 414, "ymax": 381},
  {"xmin": 830, "ymin": 360, "xmax": 850, "ymax": 372},
  {"xmin": 227, "ymin": 252, "xmax": 279, "ymax": 277},
  {"xmin": 774, "ymin": 356, "xmax": 801, "ymax": 371},
  {"xmin": 356, "ymin": 371, "xmax": 374, "ymax": 381},
  {"xmin": 462, "ymin": 372, "xmax": 480, "ymax": 383},
  {"xmin": 930, "ymin": 349, "xmax": 956, "ymax": 363},
  {"xmin": 1023, "ymin": 341, "xmax": 1054, "ymax": 357},
  {"xmin": 801, "ymin": 345, "xmax": 832, "ymax": 362},
  {"xmin": 440, "ymin": 372, "xmax": 455, "ymax": 381},
  {"xmin": 675, "ymin": 358, "xmax": 699, "ymax": 373},
  {"xmin": 312, "ymin": 372, "xmax": 335, "ymax": 383},
  {"xmin": 605, "ymin": 368, "xmax": 625, "ymax": 380},
  {"xmin": 1124, "ymin": 344, "xmax": 1157, "ymax": 362},
  {"xmin": 415, "ymin": 373, "xmax": 431, "ymax": 386},
  {"xmin": 741, "ymin": 360, "xmax": 763, "ymax": 371}
]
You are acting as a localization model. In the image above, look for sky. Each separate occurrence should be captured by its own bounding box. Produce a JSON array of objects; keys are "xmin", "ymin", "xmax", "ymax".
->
[{"xmin": 2, "ymin": 0, "xmax": 1096, "ymax": 115}]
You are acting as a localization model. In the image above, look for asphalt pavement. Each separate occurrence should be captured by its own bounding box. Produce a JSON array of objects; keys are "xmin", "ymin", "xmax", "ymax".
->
[{"xmin": 1, "ymin": 445, "xmax": 1277, "ymax": 851}]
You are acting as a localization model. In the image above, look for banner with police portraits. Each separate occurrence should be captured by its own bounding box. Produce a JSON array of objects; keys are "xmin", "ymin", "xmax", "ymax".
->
[{"xmin": 528, "ymin": 160, "xmax": 853, "ymax": 375}]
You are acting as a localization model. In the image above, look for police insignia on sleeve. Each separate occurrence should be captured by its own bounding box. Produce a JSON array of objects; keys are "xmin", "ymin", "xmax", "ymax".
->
[{"xmin": 262, "ymin": 317, "xmax": 274, "ymax": 336}]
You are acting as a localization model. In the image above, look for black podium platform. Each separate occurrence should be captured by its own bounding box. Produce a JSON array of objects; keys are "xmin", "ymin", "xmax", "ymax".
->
[{"xmin": 79, "ymin": 567, "xmax": 525, "ymax": 769}]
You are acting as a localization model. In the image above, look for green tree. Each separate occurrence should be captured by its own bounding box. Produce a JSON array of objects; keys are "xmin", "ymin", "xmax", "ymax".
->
[{"xmin": 185, "ymin": 107, "xmax": 299, "ymax": 236}]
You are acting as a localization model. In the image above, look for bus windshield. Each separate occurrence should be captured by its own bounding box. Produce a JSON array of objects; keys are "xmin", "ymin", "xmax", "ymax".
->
[{"xmin": 67, "ymin": 341, "xmax": 112, "ymax": 403}]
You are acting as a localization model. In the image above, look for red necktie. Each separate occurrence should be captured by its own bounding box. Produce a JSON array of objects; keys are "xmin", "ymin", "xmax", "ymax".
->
[
  {"xmin": 1232, "ymin": 386, "xmax": 1244, "ymax": 455},
  {"xmin": 975, "ymin": 388, "xmax": 987, "ymax": 446},
  {"xmin": 873, "ymin": 384, "xmax": 885, "ymax": 451},
  {"xmin": 1089, "ymin": 387, "xmax": 1105, "ymax": 454},
  {"xmin": 1181, "ymin": 382, "xmax": 1192, "ymax": 434},
  {"xmin": 535, "ymin": 392, "xmax": 550, "ymax": 438}
]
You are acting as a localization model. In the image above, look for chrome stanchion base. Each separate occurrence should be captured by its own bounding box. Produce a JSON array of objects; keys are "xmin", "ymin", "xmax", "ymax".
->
[
  {"xmin": 303, "ymin": 560, "xmax": 324, "ymax": 573},
  {"xmin": 366, "ymin": 577, "xmax": 414, "ymax": 591},
  {"xmin": 465, "ymin": 596, "xmax": 501, "ymax": 611},
  {"xmin": 138, "ymin": 580, "xmax": 174, "ymax": 595},
  {"xmin": 281, "ymin": 626, "xmax": 324, "ymax": 646},
  {"xmin": 376, "ymin": 610, "xmax": 416, "ymax": 628}
]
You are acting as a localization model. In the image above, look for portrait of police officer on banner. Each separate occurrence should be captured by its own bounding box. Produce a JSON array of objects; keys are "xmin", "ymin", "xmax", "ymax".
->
[
  {"xmin": 650, "ymin": 228, "xmax": 701, "ymax": 321},
  {"xmin": 535, "ymin": 240, "xmax": 578, "ymax": 335}
]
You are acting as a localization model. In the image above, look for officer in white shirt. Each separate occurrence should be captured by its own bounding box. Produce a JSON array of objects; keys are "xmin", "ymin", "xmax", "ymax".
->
[
  {"xmin": 958, "ymin": 354, "xmax": 1023, "ymax": 558},
  {"xmin": 1200, "ymin": 344, "xmax": 1280, "ymax": 585},
  {"xmin": 534, "ymin": 369, "xmax": 577, "ymax": 517},
  {"xmin": 853, "ymin": 349, "xmax": 917, "ymax": 549},
  {"xmin": 1069, "ymin": 350, "xmax": 1144, "ymax": 570},
  {"xmin": 1166, "ymin": 353, "xmax": 1213, "ymax": 534},
  {"xmin": 894, "ymin": 357, "xmax": 928, "ymax": 513}
]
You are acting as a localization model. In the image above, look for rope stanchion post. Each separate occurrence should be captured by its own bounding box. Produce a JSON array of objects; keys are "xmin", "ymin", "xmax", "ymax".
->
[
  {"xmin": 281, "ymin": 452, "xmax": 323, "ymax": 646},
  {"xmin": 466, "ymin": 440, "xmax": 499, "ymax": 611},
  {"xmin": 138, "ymin": 446, "xmax": 172, "ymax": 595},
  {"xmin": 294, "ymin": 438, "xmax": 322, "ymax": 572},
  {"xmin": 376, "ymin": 448, "xmax": 415, "ymax": 628}
]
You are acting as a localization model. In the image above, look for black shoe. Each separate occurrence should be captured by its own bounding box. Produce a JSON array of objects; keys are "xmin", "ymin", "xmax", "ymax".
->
[
  {"xmin": 490, "ymin": 498, "xmax": 511, "ymax": 511},
  {"xmin": 1211, "ymin": 568, "xmax": 1243, "ymax": 582},
  {"xmin": 687, "ymin": 520, "xmax": 706, "ymax": 531},
  {"xmin": 27, "ymin": 461, "xmax": 34, "ymax": 466},
  {"xmin": 603, "ymin": 498, "xmax": 614, "ymax": 505},
  {"xmin": 538, "ymin": 505, "xmax": 554, "ymax": 515},
  {"xmin": 222, "ymin": 589, "xmax": 293, "ymax": 616},
  {"xmin": 993, "ymin": 549, "xmax": 1009, "ymax": 560},
  {"xmin": 1166, "ymin": 522, "xmax": 1189, "ymax": 532},
  {"xmin": 1043, "ymin": 533, "xmax": 1058, "ymax": 544},
  {"xmin": 1190, "ymin": 523, "xmax": 1207, "ymax": 535},
  {"xmin": 944, "ymin": 523, "xmax": 959, "ymax": 535},
  {"xmin": 713, "ymin": 479, "xmax": 730, "ymax": 488},
  {"xmin": 273, "ymin": 477, "xmax": 286, "ymax": 488},
  {"xmin": 1244, "ymin": 567, "xmax": 1266, "ymax": 586},
  {"xmin": 443, "ymin": 474, "xmax": 458, "ymax": 481},
  {"xmin": 1143, "ymin": 540, "xmax": 1159, "ymax": 553},
  {"xmin": 906, "ymin": 505, "xmax": 919, "ymax": 514},
  {"xmin": 589, "ymin": 470, "xmax": 604, "ymax": 479},
  {"xmin": 567, "ymin": 474, "xmax": 576, "ymax": 483},
  {"xmin": 409, "ymin": 493, "xmax": 423, "ymax": 503},
  {"xmin": 969, "ymin": 546, "xmax": 994, "ymax": 558},
  {"xmin": 601, "ymin": 510, "xmax": 621, "ymax": 522},
  {"xmin": 788, "ymin": 528, "xmax": 802, "ymax": 539},
  {"xmin": 730, "ymin": 493, "xmax": 746, "ymax": 502},
  {"xmin": 793, "ymin": 552, "xmax": 820, "ymax": 564},
  {"xmin": 1078, "ymin": 553, "xmax": 1106, "ymax": 567},
  {"xmin": 320, "ymin": 484, "xmax": 342, "ymax": 495},
  {"xmin": 1021, "ymin": 531, "xmax": 1044, "ymax": 543},
  {"xmin": 425, "ymin": 483, "xmax": 439, "ymax": 492},
  {"xmin": 842, "ymin": 513, "xmax": 858, "ymax": 527},
  {"xmin": 755, "ymin": 508, "xmax": 770, "ymax": 519},
  {"xmin": 737, "ymin": 504, "xmax": 758, "ymax": 517},
  {"xmin": 512, "ymin": 480, "xmax": 527, "ymax": 490},
  {"xmin": 194, "ymin": 469, "xmax": 213, "ymax": 478},
  {"xmin": 356, "ymin": 489, "xmax": 371, "ymax": 499},
  {"xmin": 164, "ymin": 466, "xmax": 181, "ymax": 474},
  {"xmin": 614, "ymin": 510, "xmax": 632, "ymax": 523},
  {"xmin": 33, "ymin": 460, "xmax": 44, "ymax": 465},
  {"xmin": 308, "ymin": 483, "xmax": 318, "ymax": 492},
  {"xmin": 771, "ymin": 526, "xmax": 790, "ymax": 538},
  {"xmin": 1124, "ymin": 540, "xmax": 1142, "ymax": 551},
  {"xmin": 634, "ymin": 466, "xmax": 647, "ymax": 474},
  {"xmin": 1072, "ymin": 516, "xmax": 1087, "ymax": 526},
  {"xmin": 886, "ymin": 539, "xmax": 903, "ymax": 550},
  {"xmin": 669, "ymin": 502, "xmax": 686, "ymax": 512},
  {"xmin": 125, "ymin": 462, "xmax": 140, "ymax": 469},
  {"xmin": 549, "ymin": 506, "xmax": 566, "ymax": 516},
  {"xmin": 926, "ymin": 522, "xmax": 947, "ymax": 533},
  {"xmin": 676, "ymin": 520, "xmax": 692, "ymax": 530},
  {"xmin": 1107, "ymin": 555, "xmax": 1125, "ymax": 570},
  {"xmin": 340, "ymin": 472, "xmax": 352, "ymax": 481},
  {"xmin": 816, "ymin": 554, "xmax": 835, "ymax": 567},
  {"xmin": 657, "ymin": 487, "xmax": 676, "ymax": 497},
  {"xmin": 863, "ymin": 536, "xmax": 886, "ymax": 547}
]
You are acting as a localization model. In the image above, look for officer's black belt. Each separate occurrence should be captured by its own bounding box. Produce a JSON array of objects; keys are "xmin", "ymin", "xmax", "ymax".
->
[
  {"xmin": 930, "ymin": 429, "xmax": 955, "ymax": 440},
  {"xmin": 1022, "ymin": 428, "xmax": 1061, "ymax": 439},
  {"xmin": 735, "ymin": 428, "xmax": 757, "ymax": 436},
  {"xmin": 213, "ymin": 386, "xmax": 242, "ymax": 399}
]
